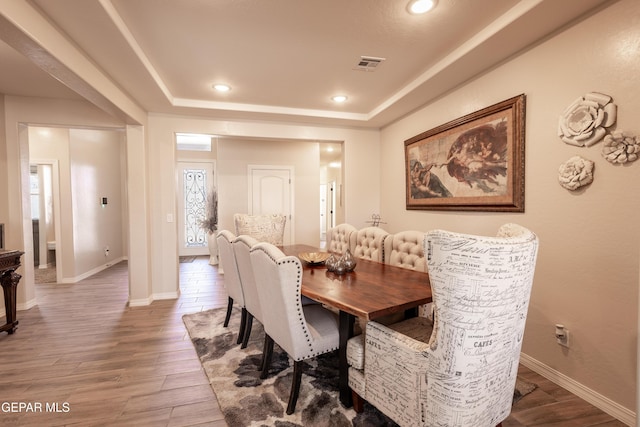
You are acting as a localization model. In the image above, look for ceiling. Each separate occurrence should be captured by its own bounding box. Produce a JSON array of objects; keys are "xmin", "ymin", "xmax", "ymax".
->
[{"xmin": 0, "ymin": 0, "xmax": 615, "ymax": 128}]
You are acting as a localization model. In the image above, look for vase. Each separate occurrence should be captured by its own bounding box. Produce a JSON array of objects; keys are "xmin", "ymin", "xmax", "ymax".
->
[{"xmin": 207, "ymin": 232, "xmax": 219, "ymax": 266}]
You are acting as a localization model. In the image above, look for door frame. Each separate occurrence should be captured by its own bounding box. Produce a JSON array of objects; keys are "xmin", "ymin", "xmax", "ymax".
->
[
  {"xmin": 247, "ymin": 165, "xmax": 294, "ymax": 245},
  {"xmin": 30, "ymin": 158, "xmax": 62, "ymax": 283},
  {"xmin": 176, "ymin": 160, "xmax": 216, "ymax": 257}
]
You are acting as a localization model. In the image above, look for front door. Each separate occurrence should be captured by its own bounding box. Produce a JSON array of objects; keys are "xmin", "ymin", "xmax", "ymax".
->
[
  {"xmin": 177, "ymin": 161, "xmax": 215, "ymax": 256},
  {"xmin": 248, "ymin": 165, "xmax": 293, "ymax": 245}
]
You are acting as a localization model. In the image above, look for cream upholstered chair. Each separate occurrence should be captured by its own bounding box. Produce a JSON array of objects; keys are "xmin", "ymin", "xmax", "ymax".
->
[
  {"xmin": 216, "ymin": 230, "xmax": 247, "ymax": 345},
  {"xmin": 349, "ymin": 226, "xmax": 390, "ymax": 262},
  {"xmin": 385, "ymin": 230, "xmax": 432, "ymax": 318},
  {"xmin": 384, "ymin": 230, "xmax": 427, "ymax": 272},
  {"xmin": 326, "ymin": 223, "xmax": 356, "ymax": 254},
  {"xmin": 362, "ymin": 224, "xmax": 539, "ymax": 427},
  {"xmin": 347, "ymin": 230, "xmax": 429, "ymax": 406},
  {"xmin": 234, "ymin": 213, "xmax": 286, "ymax": 245},
  {"xmin": 232, "ymin": 234, "xmax": 262, "ymax": 349},
  {"xmin": 249, "ymin": 242, "xmax": 339, "ymax": 415}
]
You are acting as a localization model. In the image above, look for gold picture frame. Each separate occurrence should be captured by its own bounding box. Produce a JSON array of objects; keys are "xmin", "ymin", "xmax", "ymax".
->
[{"xmin": 405, "ymin": 94, "xmax": 526, "ymax": 212}]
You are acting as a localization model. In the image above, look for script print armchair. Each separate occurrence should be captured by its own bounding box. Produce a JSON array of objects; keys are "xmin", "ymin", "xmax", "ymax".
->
[
  {"xmin": 249, "ymin": 242, "xmax": 339, "ymax": 414},
  {"xmin": 364, "ymin": 224, "xmax": 539, "ymax": 427}
]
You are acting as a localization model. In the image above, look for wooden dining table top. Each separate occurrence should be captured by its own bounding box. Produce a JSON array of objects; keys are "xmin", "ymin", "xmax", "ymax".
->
[{"xmin": 281, "ymin": 244, "xmax": 432, "ymax": 320}]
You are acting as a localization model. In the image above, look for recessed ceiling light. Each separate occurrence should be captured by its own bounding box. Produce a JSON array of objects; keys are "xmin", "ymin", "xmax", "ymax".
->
[
  {"xmin": 407, "ymin": 0, "xmax": 436, "ymax": 14},
  {"xmin": 213, "ymin": 84, "xmax": 231, "ymax": 92},
  {"xmin": 332, "ymin": 95, "xmax": 348, "ymax": 103}
]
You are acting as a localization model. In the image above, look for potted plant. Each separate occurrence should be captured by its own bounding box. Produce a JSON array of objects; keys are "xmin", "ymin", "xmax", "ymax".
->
[{"xmin": 199, "ymin": 187, "xmax": 219, "ymax": 265}]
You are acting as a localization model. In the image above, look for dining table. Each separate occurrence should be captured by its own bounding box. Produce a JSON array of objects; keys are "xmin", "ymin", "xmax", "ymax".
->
[{"xmin": 281, "ymin": 244, "xmax": 432, "ymax": 408}]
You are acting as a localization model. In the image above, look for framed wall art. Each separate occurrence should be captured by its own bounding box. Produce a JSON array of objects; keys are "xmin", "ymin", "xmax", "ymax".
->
[{"xmin": 405, "ymin": 94, "xmax": 526, "ymax": 212}]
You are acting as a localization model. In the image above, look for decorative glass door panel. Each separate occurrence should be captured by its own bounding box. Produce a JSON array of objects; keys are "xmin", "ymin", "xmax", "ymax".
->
[
  {"xmin": 177, "ymin": 162, "xmax": 214, "ymax": 256},
  {"xmin": 183, "ymin": 168, "xmax": 207, "ymax": 248}
]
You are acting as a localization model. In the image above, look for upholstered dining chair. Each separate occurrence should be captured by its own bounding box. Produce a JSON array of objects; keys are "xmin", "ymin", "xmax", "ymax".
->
[
  {"xmin": 384, "ymin": 230, "xmax": 427, "ymax": 272},
  {"xmin": 216, "ymin": 230, "xmax": 248, "ymax": 345},
  {"xmin": 362, "ymin": 224, "xmax": 539, "ymax": 427},
  {"xmin": 231, "ymin": 234, "xmax": 262, "ymax": 350},
  {"xmin": 249, "ymin": 242, "xmax": 340, "ymax": 415},
  {"xmin": 326, "ymin": 223, "xmax": 357, "ymax": 254},
  {"xmin": 234, "ymin": 213, "xmax": 287, "ymax": 245},
  {"xmin": 349, "ymin": 226, "xmax": 390, "ymax": 262},
  {"xmin": 347, "ymin": 229, "xmax": 429, "ymax": 408}
]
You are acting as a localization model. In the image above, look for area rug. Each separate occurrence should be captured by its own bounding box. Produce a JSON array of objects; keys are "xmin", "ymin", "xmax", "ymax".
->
[{"xmin": 183, "ymin": 307, "xmax": 536, "ymax": 427}]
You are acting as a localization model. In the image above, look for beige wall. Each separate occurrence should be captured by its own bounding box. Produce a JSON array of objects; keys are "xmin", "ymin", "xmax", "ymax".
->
[
  {"xmin": 381, "ymin": 0, "xmax": 639, "ymax": 414},
  {"xmin": 217, "ymin": 137, "xmax": 320, "ymax": 245}
]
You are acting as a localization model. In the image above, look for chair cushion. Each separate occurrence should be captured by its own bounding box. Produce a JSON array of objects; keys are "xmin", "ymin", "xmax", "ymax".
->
[
  {"xmin": 387, "ymin": 316, "xmax": 434, "ymax": 344},
  {"xmin": 347, "ymin": 316, "xmax": 433, "ymax": 371},
  {"xmin": 346, "ymin": 334, "xmax": 365, "ymax": 369},
  {"xmin": 348, "ymin": 366, "xmax": 366, "ymax": 397}
]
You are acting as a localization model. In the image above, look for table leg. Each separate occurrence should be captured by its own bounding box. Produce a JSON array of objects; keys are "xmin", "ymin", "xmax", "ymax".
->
[
  {"xmin": 0, "ymin": 270, "xmax": 20, "ymax": 334},
  {"xmin": 338, "ymin": 310, "xmax": 354, "ymax": 408}
]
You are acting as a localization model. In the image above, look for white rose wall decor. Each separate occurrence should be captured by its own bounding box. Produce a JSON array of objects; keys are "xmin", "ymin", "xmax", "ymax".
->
[
  {"xmin": 558, "ymin": 92, "xmax": 617, "ymax": 147},
  {"xmin": 557, "ymin": 92, "xmax": 639, "ymax": 191},
  {"xmin": 601, "ymin": 131, "xmax": 640, "ymax": 164},
  {"xmin": 558, "ymin": 156, "xmax": 594, "ymax": 191}
]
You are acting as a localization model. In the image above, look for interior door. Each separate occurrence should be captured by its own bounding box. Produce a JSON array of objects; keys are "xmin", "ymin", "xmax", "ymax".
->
[
  {"xmin": 248, "ymin": 166, "xmax": 293, "ymax": 245},
  {"xmin": 177, "ymin": 161, "xmax": 215, "ymax": 256}
]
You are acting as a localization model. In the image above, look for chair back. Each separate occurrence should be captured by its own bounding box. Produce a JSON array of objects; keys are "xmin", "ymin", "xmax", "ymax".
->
[
  {"xmin": 234, "ymin": 213, "xmax": 286, "ymax": 246},
  {"xmin": 250, "ymin": 242, "xmax": 321, "ymax": 358},
  {"xmin": 326, "ymin": 223, "xmax": 356, "ymax": 254},
  {"xmin": 423, "ymin": 224, "xmax": 539, "ymax": 425},
  {"xmin": 232, "ymin": 235, "xmax": 262, "ymax": 323},
  {"xmin": 384, "ymin": 230, "xmax": 426, "ymax": 272},
  {"xmin": 349, "ymin": 226, "xmax": 389, "ymax": 262},
  {"xmin": 216, "ymin": 230, "xmax": 244, "ymax": 306}
]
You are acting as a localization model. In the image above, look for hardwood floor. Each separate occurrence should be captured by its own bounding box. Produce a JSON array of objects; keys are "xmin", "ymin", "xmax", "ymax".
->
[{"xmin": 0, "ymin": 257, "xmax": 627, "ymax": 426}]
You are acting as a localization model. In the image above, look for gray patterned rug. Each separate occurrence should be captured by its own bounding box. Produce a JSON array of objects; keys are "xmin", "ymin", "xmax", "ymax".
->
[{"xmin": 183, "ymin": 307, "xmax": 535, "ymax": 427}]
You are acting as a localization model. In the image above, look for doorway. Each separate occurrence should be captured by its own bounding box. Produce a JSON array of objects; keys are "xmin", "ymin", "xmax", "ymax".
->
[
  {"xmin": 248, "ymin": 165, "xmax": 294, "ymax": 245},
  {"xmin": 177, "ymin": 161, "xmax": 216, "ymax": 257},
  {"xmin": 319, "ymin": 142, "xmax": 342, "ymax": 246},
  {"xmin": 29, "ymin": 160, "xmax": 61, "ymax": 284}
]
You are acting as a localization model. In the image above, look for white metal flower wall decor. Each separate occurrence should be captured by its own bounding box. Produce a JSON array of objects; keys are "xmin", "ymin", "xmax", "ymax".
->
[
  {"xmin": 601, "ymin": 131, "xmax": 640, "ymax": 164},
  {"xmin": 558, "ymin": 156, "xmax": 594, "ymax": 191},
  {"xmin": 558, "ymin": 92, "xmax": 617, "ymax": 147}
]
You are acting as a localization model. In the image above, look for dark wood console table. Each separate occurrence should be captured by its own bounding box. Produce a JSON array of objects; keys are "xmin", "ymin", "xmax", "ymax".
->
[{"xmin": 0, "ymin": 250, "xmax": 24, "ymax": 334}]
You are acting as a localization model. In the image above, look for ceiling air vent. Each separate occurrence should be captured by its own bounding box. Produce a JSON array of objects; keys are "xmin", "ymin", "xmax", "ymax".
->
[{"xmin": 354, "ymin": 56, "xmax": 386, "ymax": 71}]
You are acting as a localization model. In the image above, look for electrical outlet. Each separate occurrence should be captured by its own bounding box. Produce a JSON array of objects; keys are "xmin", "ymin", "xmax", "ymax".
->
[{"xmin": 555, "ymin": 324, "xmax": 569, "ymax": 348}]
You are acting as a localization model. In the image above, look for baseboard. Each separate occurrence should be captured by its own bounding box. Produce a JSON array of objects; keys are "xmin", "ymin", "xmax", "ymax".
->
[
  {"xmin": 128, "ymin": 296, "xmax": 154, "ymax": 307},
  {"xmin": 153, "ymin": 292, "xmax": 179, "ymax": 300},
  {"xmin": 519, "ymin": 353, "xmax": 635, "ymax": 426},
  {"xmin": 0, "ymin": 298, "xmax": 38, "ymax": 316},
  {"xmin": 17, "ymin": 298, "xmax": 37, "ymax": 311},
  {"xmin": 59, "ymin": 257, "xmax": 125, "ymax": 283}
]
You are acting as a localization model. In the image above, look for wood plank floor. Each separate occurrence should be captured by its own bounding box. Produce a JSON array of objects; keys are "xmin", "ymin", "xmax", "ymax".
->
[{"xmin": 0, "ymin": 257, "xmax": 627, "ymax": 426}]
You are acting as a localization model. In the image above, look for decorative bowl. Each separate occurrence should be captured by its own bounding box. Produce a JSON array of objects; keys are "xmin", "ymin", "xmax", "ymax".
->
[{"xmin": 298, "ymin": 252, "xmax": 331, "ymax": 265}]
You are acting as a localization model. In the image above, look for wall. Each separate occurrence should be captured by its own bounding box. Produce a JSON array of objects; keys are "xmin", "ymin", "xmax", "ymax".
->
[
  {"xmin": 217, "ymin": 137, "xmax": 320, "ymax": 245},
  {"xmin": 69, "ymin": 128, "xmax": 125, "ymax": 277},
  {"xmin": 380, "ymin": 0, "xmax": 639, "ymax": 417}
]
